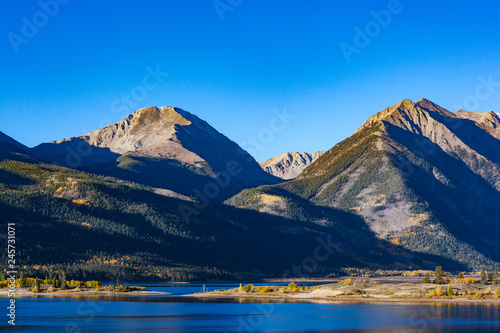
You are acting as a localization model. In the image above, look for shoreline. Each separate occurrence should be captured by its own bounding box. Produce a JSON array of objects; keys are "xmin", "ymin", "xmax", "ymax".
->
[
  {"xmin": 186, "ymin": 279, "xmax": 500, "ymax": 305},
  {"xmin": 187, "ymin": 293, "xmax": 500, "ymax": 305},
  {"xmin": 0, "ymin": 289, "xmax": 169, "ymax": 298}
]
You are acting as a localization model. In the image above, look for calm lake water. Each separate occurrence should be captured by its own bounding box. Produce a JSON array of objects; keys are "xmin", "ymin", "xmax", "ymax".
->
[{"xmin": 3, "ymin": 283, "xmax": 500, "ymax": 332}]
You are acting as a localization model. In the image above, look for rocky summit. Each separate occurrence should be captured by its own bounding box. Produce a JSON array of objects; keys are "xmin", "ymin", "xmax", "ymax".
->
[
  {"xmin": 259, "ymin": 151, "xmax": 326, "ymax": 180},
  {"xmin": 31, "ymin": 106, "xmax": 280, "ymax": 199},
  {"xmin": 455, "ymin": 109, "xmax": 500, "ymax": 139}
]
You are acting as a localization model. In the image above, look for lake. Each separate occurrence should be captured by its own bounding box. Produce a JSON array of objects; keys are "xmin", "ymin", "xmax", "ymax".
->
[{"xmin": 4, "ymin": 283, "xmax": 500, "ymax": 332}]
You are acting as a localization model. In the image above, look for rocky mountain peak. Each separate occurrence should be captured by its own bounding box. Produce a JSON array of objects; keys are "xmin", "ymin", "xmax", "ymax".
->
[
  {"xmin": 414, "ymin": 98, "xmax": 452, "ymax": 115},
  {"xmin": 61, "ymin": 105, "xmax": 223, "ymax": 159},
  {"xmin": 355, "ymin": 99, "xmax": 417, "ymax": 133},
  {"xmin": 30, "ymin": 105, "xmax": 280, "ymax": 199},
  {"xmin": 455, "ymin": 109, "xmax": 500, "ymax": 128},
  {"xmin": 33, "ymin": 105, "xmax": 247, "ymax": 165},
  {"xmin": 455, "ymin": 109, "xmax": 500, "ymax": 139},
  {"xmin": 355, "ymin": 98, "xmax": 456, "ymax": 135},
  {"xmin": 260, "ymin": 151, "xmax": 326, "ymax": 180}
]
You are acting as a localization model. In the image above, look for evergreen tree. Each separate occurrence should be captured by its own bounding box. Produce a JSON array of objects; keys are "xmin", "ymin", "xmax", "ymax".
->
[
  {"xmin": 457, "ymin": 272, "xmax": 464, "ymax": 279},
  {"xmin": 434, "ymin": 266, "xmax": 445, "ymax": 284},
  {"xmin": 33, "ymin": 277, "xmax": 40, "ymax": 293},
  {"xmin": 19, "ymin": 272, "xmax": 29, "ymax": 288},
  {"xmin": 481, "ymin": 269, "xmax": 487, "ymax": 285},
  {"xmin": 54, "ymin": 275, "xmax": 61, "ymax": 288},
  {"xmin": 446, "ymin": 285, "xmax": 454, "ymax": 297},
  {"xmin": 52, "ymin": 273, "xmax": 57, "ymax": 285},
  {"xmin": 0, "ymin": 271, "xmax": 5, "ymax": 281},
  {"xmin": 422, "ymin": 273, "xmax": 431, "ymax": 283},
  {"xmin": 59, "ymin": 272, "xmax": 68, "ymax": 290}
]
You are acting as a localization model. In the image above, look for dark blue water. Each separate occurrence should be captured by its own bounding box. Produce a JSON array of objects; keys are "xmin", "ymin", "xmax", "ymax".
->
[{"xmin": 3, "ymin": 283, "xmax": 500, "ymax": 332}]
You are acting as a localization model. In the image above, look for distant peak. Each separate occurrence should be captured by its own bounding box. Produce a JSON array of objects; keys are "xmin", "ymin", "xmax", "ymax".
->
[
  {"xmin": 259, "ymin": 151, "xmax": 326, "ymax": 180},
  {"xmin": 456, "ymin": 109, "xmax": 498, "ymax": 117},
  {"xmin": 455, "ymin": 109, "xmax": 500, "ymax": 130}
]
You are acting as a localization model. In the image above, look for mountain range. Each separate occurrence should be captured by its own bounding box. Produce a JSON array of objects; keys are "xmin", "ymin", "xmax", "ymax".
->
[{"xmin": 1, "ymin": 99, "xmax": 499, "ymax": 280}]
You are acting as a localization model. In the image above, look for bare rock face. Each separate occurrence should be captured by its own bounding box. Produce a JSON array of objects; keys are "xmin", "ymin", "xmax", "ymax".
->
[{"xmin": 259, "ymin": 151, "xmax": 326, "ymax": 180}]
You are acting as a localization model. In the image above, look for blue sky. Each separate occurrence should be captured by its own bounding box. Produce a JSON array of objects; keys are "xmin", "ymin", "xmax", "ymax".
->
[{"xmin": 1, "ymin": 0, "xmax": 500, "ymax": 161}]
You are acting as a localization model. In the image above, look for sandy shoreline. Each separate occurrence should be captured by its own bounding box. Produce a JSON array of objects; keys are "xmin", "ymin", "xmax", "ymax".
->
[
  {"xmin": 187, "ymin": 280, "xmax": 500, "ymax": 305},
  {"xmin": 187, "ymin": 293, "xmax": 500, "ymax": 305}
]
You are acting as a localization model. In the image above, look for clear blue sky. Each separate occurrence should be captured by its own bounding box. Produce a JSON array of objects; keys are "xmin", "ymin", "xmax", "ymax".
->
[{"xmin": 1, "ymin": 1, "xmax": 500, "ymax": 161}]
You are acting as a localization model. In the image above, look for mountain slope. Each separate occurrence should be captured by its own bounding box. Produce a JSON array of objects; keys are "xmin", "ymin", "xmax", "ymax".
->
[
  {"xmin": 231, "ymin": 99, "xmax": 500, "ymax": 270},
  {"xmin": 32, "ymin": 106, "xmax": 281, "ymax": 200},
  {"xmin": 0, "ymin": 131, "xmax": 29, "ymax": 151},
  {"xmin": 0, "ymin": 142, "xmax": 452, "ymax": 281},
  {"xmin": 0, "ymin": 131, "xmax": 35, "ymax": 164},
  {"xmin": 260, "ymin": 151, "xmax": 326, "ymax": 180}
]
